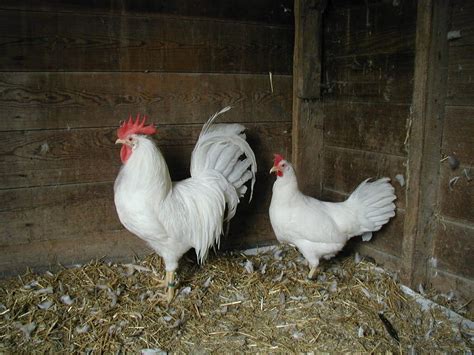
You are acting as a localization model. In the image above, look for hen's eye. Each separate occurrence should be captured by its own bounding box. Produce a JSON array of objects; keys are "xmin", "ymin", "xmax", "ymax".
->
[{"xmin": 281, "ymin": 163, "xmax": 286, "ymax": 168}]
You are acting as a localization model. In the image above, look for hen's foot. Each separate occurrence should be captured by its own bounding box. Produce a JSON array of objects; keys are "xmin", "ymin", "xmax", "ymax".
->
[{"xmin": 307, "ymin": 266, "xmax": 318, "ymax": 280}]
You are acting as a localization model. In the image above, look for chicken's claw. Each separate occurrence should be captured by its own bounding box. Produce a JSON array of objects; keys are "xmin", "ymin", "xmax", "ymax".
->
[
  {"xmin": 156, "ymin": 278, "xmax": 168, "ymax": 289},
  {"xmin": 307, "ymin": 266, "xmax": 318, "ymax": 281},
  {"xmin": 155, "ymin": 288, "xmax": 175, "ymax": 304},
  {"xmin": 155, "ymin": 271, "xmax": 177, "ymax": 303}
]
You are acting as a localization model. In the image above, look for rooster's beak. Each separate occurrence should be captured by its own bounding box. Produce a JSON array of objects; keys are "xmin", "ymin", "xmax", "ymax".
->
[
  {"xmin": 115, "ymin": 139, "xmax": 126, "ymax": 145},
  {"xmin": 269, "ymin": 166, "xmax": 279, "ymax": 174}
]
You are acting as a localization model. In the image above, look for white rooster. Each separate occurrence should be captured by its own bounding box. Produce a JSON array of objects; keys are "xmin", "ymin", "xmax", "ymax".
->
[
  {"xmin": 114, "ymin": 107, "xmax": 256, "ymax": 301},
  {"xmin": 269, "ymin": 154, "xmax": 396, "ymax": 279}
]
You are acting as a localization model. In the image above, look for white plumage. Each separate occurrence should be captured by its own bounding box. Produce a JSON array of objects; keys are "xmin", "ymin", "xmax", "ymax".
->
[
  {"xmin": 269, "ymin": 155, "xmax": 396, "ymax": 279},
  {"xmin": 114, "ymin": 107, "xmax": 257, "ymax": 301}
]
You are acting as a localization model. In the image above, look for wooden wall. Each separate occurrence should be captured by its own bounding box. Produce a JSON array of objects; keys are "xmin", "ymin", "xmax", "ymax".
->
[
  {"xmin": 0, "ymin": 1, "xmax": 294, "ymax": 276},
  {"xmin": 319, "ymin": 0, "xmax": 416, "ymax": 269},
  {"xmin": 429, "ymin": 0, "xmax": 474, "ymax": 308},
  {"xmin": 295, "ymin": 0, "xmax": 473, "ymax": 309}
]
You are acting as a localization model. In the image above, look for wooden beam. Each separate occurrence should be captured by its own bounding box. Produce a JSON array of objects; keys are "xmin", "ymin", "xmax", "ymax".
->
[
  {"xmin": 401, "ymin": 0, "xmax": 449, "ymax": 287},
  {"xmin": 0, "ymin": 72, "xmax": 292, "ymax": 131},
  {"xmin": 0, "ymin": 9, "xmax": 292, "ymax": 73},
  {"xmin": 292, "ymin": 0, "xmax": 326, "ymax": 196}
]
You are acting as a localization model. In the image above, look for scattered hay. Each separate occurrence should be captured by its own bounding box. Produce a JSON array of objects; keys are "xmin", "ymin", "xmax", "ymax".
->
[{"xmin": 0, "ymin": 246, "xmax": 472, "ymax": 353}]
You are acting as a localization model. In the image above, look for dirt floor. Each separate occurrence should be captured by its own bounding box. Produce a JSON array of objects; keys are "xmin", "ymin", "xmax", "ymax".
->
[{"xmin": 0, "ymin": 245, "xmax": 472, "ymax": 353}]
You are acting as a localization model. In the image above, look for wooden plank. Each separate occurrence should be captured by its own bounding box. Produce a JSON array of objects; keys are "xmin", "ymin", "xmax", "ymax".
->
[
  {"xmin": 323, "ymin": 101, "xmax": 409, "ymax": 157},
  {"xmin": 438, "ymin": 164, "xmax": 474, "ymax": 223},
  {"xmin": 292, "ymin": 100, "xmax": 324, "ymax": 196},
  {"xmin": 0, "ymin": 230, "xmax": 151, "ymax": 277},
  {"xmin": 448, "ymin": 0, "xmax": 474, "ymax": 47},
  {"xmin": 0, "ymin": 0, "xmax": 294, "ymax": 25},
  {"xmin": 322, "ymin": 146, "xmax": 407, "ymax": 209},
  {"xmin": 293, "ymin": 0, "xmax": 324, "ymax": 99},
  {"xmin": 446, "ymin": 46, "xmax": 474, "ymax": 106},
  {"xmin": 329, "ymin": 0, "xmax": 414, "ymax": 9},
  {"xmin": 0, "ymin": 10, "xmax": 292, "ymax": 73},
  {"xmin": 349, "ymin": 244, "xmax": 402, "ymax": 273},
  {"xmin": 324, "ymin": 0, "xmax": 417, "ymax": 57},
  {"xmin": 442, "ymin": 106, "xmax": 474, "ymax": 164},
  {"xmin": 432, "ymin": 219, "xmax": 474, "ymax": 278},
  {"xmin": 447, "ymin": 45, "xmax": 474, "ymax": 70},
  {"xmin": 323, "ymin": 52, "xmax": 415, "ymax": 104},
  {"xmin": 0, "ymin": 128, "xmax": 121, "ymax": 189},
  {"xmin": 401, "ymin": 0, "xmax": 449, "ymax": 288},
  {"xmin": 429, "ymin": 269, "xmax": 474, "ymax": 314},
  {"xmin": 345, "ymin": 212, "xmax": 405, "ymax": 257},
  {"xmin": 0, "ymin": 122, "xmax": 291, "ymax": 189},
  {"xmin": 222, "ymin": 212, "xmax": 276, "ymax": 251},
  {"xmin": 292, "ymin": 0, "xmax": 325, "ymax": 197},
  {"xmin": 357, "ymin": 212, "xmax": 404, "ymax": 257},
  {"xmin": 0, "ymin": 182, "xmax": 122, "ymax": 247},
  {"xmin": 0, "ymin": 73, "xmax": 292, "ymax": 131}
]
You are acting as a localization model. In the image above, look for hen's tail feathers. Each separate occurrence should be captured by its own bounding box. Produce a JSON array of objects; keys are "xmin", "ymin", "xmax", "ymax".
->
[
  {"xmin": 346, "ymin": 178, "xmax": 396, "ymax": 240},
  {"xmin": 190, "ymin": 107, "xmax": 257, "ymax": 221}
]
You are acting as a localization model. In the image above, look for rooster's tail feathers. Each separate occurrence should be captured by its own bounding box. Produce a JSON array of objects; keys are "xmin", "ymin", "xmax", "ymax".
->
[
  {"xmin": 190, "ymin": 108, "xmax": 257, "ymax": 221},
  {"xmin": 199, "ymin": 106, "xmax": 232, "ymax": 138},
  {"xmin": 347, "ymin": 178, "xmax": 396, "ymax": 237}
]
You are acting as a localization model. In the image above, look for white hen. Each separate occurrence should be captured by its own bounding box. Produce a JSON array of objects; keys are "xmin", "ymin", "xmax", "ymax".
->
[
  {"xmin": 114, "ymin": 107, "xmax": 257, "ymax": 301},
  {"xmin": 269, "ymin": 154, "xmax": 396, "ymax": 279}
]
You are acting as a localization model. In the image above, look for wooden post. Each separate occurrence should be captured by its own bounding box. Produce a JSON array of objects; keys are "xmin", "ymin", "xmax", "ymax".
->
[
  {"xmin": 292, "ymin": 0, "xmax": 326, "ymax": 196},
  {"xmin": 401, "ymin": 0, "xmax": 448, "ymax": 287}
]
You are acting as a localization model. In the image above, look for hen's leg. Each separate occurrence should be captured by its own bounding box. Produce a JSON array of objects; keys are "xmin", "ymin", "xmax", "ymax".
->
[
  {"xmin": 294, "ymin": 241, "xmax": 320, "ymax": 280},
  {"xmin": 308, "ymin": 266, "xmax": 318, "ymax": 280},
  {"xmin": 307, "ymin": 258, "xmax": 320, "ymax": 280}
]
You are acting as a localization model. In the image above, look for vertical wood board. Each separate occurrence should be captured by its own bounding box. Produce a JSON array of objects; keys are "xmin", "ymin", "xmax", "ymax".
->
[{"xmin": 401, "ymin": 0, "xmax": 449, "ymax": 288}]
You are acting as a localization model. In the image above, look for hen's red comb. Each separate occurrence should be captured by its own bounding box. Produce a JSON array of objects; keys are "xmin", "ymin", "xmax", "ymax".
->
[
  {"xmin": 117, "ymin": 114, "xmax": 157, "ymax": 139},
  {"xmin": 273, "ymin": 154, "xmax": 285, "ymax": 166}
]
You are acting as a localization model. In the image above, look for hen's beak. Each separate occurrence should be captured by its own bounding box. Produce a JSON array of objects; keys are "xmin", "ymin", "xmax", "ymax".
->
[
  {"xmin": 115, "ymin": 138, "xmax": 126, "ymax": 145},
  {"xmin": 269, "ymin": 166, "xmax": 279, "ymax": 174}
]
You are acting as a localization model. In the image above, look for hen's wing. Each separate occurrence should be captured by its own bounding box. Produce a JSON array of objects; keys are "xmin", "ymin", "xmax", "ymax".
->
[{"xmin": 279, "ymin": 195, "xmax": 350, "ymax": 244}]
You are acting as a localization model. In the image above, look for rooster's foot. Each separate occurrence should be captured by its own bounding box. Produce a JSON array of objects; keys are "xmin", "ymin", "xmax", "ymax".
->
[
  {"xmin": 155, "ymin": 286, "xmax": 176, "ymax": 304},
  {"xmin": 156, "ymin": 278, "xmax": 168, "ymax": 289},
  {"xmin": 156, "ymin": 271, "xmax": 176, "ymax": 303},
  {"xmin": 156, "ymin": 271, "xmax": 176, "ymax": 287}
]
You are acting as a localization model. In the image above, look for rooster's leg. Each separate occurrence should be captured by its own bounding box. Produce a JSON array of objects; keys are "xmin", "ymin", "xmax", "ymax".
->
[
  {"xmin": 156, "ymin": 270, "xmax": 176, "ymax": 287},
  {"xmin": 156, "ymin": 277, "xmax": 168, "ymax": 289},
  {"xmin": 155, "ymin": 271, "xmax": 176, "ymax": 303},
  {"xmin": 166, "ymin": 271, "xmax": 176, "ymax": 303}
]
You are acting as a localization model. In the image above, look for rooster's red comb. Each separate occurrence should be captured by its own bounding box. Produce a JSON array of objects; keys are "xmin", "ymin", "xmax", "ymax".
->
[
  {"xmin": 273, "ymin": 154, "xmax": 285, "ymax": 166},
  {"xmin": 117, "ymin": 114, "xmax": 157, "ymax": 139}
]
